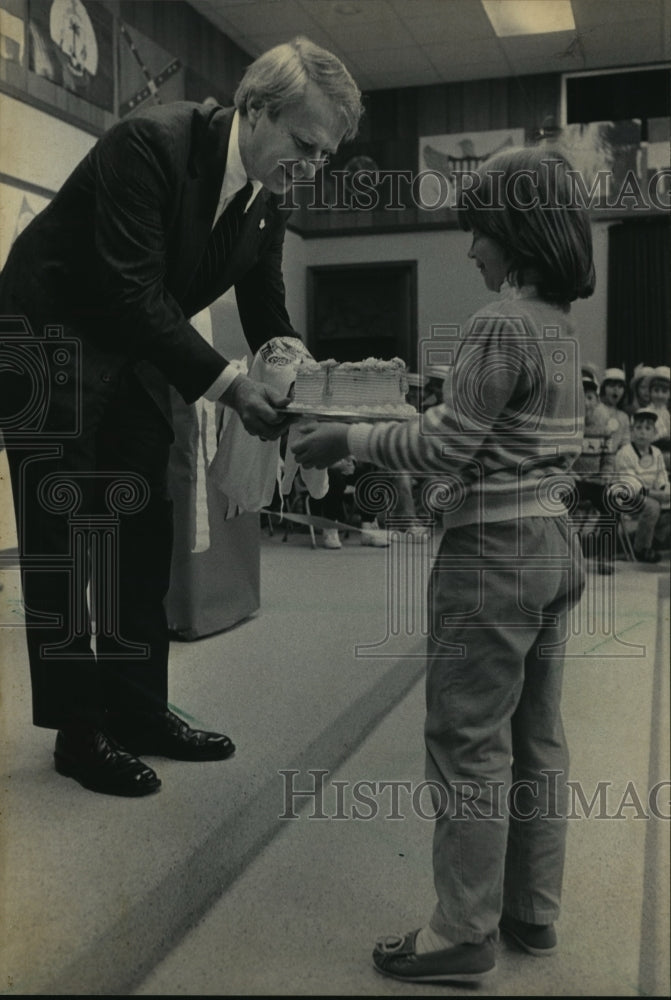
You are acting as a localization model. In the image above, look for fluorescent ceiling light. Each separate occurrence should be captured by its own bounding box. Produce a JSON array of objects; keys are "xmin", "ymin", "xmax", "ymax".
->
[{"xmin": 482, "ymin": 0, "xmax": 576, "ymax": 37}]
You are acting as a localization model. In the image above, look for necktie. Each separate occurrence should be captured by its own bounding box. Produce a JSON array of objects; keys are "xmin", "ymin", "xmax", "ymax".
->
[{"xmin": 193, "ymin": 180, "xmax": 254, "ymax": 302}]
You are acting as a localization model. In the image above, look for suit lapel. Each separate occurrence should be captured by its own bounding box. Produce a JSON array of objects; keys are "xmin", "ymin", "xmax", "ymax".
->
[
  {"xmin": 168, "ymin": 109, "xmax": 289, "ymax": 312},
  {"xmin": 167, "ymin": 107, "xmax": 234, "ymax": 300}
]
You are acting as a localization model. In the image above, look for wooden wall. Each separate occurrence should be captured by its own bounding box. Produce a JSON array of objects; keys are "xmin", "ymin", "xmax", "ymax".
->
[
  {"xmin": 362, "ymin": 73, "xmax": 559, "ymax": 139},
  {"xmin": 293, "ymin": 73, "xmax": 561, "ymax": 235}
]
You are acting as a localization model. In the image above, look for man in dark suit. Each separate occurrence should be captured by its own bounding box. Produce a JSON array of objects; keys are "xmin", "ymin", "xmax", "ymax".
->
[{"xmin": 0, "ymin": 37, "xmax": 362, "ymax": 796}]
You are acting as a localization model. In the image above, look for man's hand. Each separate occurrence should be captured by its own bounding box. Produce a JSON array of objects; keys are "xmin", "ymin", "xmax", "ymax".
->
[
  {"xmin": 291, "ymin": 421, "xmax": 350, "ymax": 469},
  {"xmin": 221, "ymin": 374, "xmax": 293, "ymax": 440}
]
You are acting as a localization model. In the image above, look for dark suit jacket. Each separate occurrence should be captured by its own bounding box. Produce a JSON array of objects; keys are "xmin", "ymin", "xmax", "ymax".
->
[{"xmin": 0, "ymin": 102, "xmax": 297, "ymax": 415}]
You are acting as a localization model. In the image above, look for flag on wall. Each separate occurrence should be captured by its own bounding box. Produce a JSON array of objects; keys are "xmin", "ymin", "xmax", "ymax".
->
[
  {"xmin": 28, "ymin": 0, "xmax": 113, "ymax": 111},
  {"xmin": 0, "ymin": 3, "xmax": 25, "ymax": 64},
  {"xmin": 0, "ymin": 184, "xmax": 48, "ymax": 270},
  {"xmin": 118, "ymin": 20, "xmax": 183, "ymax": 117},
  {"xmin": 418, "ymin": 128, "xmax": 526, "ymax": 210},
  {"xmin": 12, "ymin": 193, "xmax": 36, "ymax": 241}
]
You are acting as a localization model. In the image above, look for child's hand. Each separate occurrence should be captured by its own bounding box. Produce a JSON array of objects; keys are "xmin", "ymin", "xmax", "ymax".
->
[
  {"xmin": 292, "ymin": 421, "xmax": 350, "ymax": 469},
  {"xmin": 332, "ymin": 456, "xmax": 356, "ymax": 476}
]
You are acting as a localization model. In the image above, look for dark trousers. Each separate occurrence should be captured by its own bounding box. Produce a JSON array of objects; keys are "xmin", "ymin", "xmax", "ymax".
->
[{"xmin": 5, "ymin": 367, "xmax": 174, "ymax": 729}]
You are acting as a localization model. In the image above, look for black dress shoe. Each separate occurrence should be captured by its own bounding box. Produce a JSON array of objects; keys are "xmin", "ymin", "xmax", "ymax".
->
[
  {"xmin": 106, "ymin": 708, "xmax": 236, "ymax": 761},
  {"xmin": 54, "ymin": 728, "xmax": 161, "ymax": 797}
]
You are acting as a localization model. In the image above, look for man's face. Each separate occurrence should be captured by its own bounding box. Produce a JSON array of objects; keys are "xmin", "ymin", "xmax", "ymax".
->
[
  {"xmin": 240, "ymin": 80, "xmax": 345, "ymax": 195},
  {"xmin": 631, "ymin": 418, "xmax": 657, "ymax": 448}
]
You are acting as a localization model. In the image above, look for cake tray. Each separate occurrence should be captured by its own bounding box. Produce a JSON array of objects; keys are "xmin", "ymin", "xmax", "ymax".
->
[{"xmin": 285, "ymin": 403, "xmax": 417, "ymax": 422}]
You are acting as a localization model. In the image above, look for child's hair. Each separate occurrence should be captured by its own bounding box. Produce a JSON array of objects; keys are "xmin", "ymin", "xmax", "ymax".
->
[
  {"xmin": 650, "ymin": 375, "xmax": 670, "ymax": 394},
  {"xmin": 457, "ymin": 146, "xmax": 595, "ymax": 306}
]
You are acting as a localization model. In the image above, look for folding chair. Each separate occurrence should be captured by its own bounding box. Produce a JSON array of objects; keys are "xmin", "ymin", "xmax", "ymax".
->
[
  {"xmin": 616, "ymin": 514, "xmax": 637, "ymax": 561},
  {"xmin": 281, "ymin": 478, "xmax": 317, "ymax": 549}
]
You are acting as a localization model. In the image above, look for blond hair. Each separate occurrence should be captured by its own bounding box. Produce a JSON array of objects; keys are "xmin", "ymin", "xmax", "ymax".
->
[{"xmin": 234, "ymin": 36, "xmax": 363, "ymax": 142}]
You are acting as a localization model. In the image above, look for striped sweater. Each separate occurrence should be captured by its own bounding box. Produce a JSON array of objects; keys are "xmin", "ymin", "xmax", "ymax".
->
[{"xmin": 347, "ymin": 287, "xmax": 585, "ymax": 527}]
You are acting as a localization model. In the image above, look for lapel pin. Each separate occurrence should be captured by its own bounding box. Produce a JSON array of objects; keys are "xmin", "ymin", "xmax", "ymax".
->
[{"xmin": 259, "ymin": 218, "xmax": 266, "ymax": 230}]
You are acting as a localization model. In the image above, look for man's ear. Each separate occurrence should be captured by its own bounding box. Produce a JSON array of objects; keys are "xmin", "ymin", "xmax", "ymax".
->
[{"xmin": 247, "ymin": 101, "xmax": 264, "ymax": 128}]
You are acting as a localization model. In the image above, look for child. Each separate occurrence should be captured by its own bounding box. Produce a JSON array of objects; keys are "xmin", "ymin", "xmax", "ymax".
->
[
  {"xmin": 581, "ymin": 372, "xmax": 615, "ymax": 437},
  {"xmin": 648, "ymin": 365, "xmax": 671, "ymax": 443},
  {"xmin": 293, "ymin": 146, "xmax": 593, "ymax": 985},
  {"xmin": 571, "ymin": 373, "xmax": 619, "ymax": 573},
  {"xmin": 627, "ymin": 363, "xmax": 655, "ymax": 415},
  {"xmin": 599, "ymin": 367, "xmax": 630, "ymax": 451},
  {"xmin": 312, "ymin": 457, "xmax": 391, "ymax": 549},
  {"xmin": 614, "ymin": 407, "xmax": 670, "ymax": 562}
]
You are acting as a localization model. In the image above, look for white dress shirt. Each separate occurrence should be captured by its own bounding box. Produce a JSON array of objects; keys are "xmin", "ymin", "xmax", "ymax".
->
[{"xmin": 202, "ymin": 112, "xmax": 263, "ymax": 401}]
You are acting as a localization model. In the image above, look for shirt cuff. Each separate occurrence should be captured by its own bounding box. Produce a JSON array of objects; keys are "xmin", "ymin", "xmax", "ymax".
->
[
  {"xmin": 347, "ymin": 422, "xmax": 375, "ymax": 462},
  {"xmin": 203, "ymin": 364, "xmax": 245, "ymax": 401}
]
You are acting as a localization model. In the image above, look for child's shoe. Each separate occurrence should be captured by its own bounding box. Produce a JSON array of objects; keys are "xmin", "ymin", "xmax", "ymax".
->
[
  {"xmin": 360, "ymin": 521, "xmax": 389, "ymax": 547},
  {"xmin": 322, "ymin": 528, "xmax": 342, "ymax": 549}
]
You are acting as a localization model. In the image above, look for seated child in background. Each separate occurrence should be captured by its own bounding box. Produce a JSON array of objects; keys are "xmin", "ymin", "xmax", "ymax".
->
[
  {"xmin": 599, "ymin": 368, "xmax": 630, "ymax": 451},
  {"xmin": 581, "ymin": 374, "xmax": 616, "ymax": 437},
  {"xmin": 626, "ymin": 364, "xmax": 655, "ymax": 415},
  {"xmin": 312, "ymin": 457, "xmax": 394, "ymax": 549},
  {"xmin": 648, "ymin": 366, "xmax": 670, "ymax": 464},
  {"xmin": 613, "ymin": 407, "xmax": 670, "ymax": 564},
  {"xmin": 571, "ymin": 373, "xmax": 618, "ymax": 573},
  {"xmin": 581, "ymin": 362, "xmax": 600, "ymax": 389},
  {"xmin": 310, "ymin": 456, "xmax": 356, "ymax": 548}
]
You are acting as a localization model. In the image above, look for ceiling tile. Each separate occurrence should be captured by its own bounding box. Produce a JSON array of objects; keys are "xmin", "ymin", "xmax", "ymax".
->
[
  {"xmin": 297, "ymin": 0, "xmax": 394, "ymax": 26},
  {"xmin": 572, "ymin": 0, "xmax": 665, "ymax": 29},
  {"xmin": 390, "ymin": 0, "xmax": 495, "ymax": 43},
  {"xmin": 189, "ymin": 0, "xmax": 671, "ymax": 91},
  {"xmin": 423, "ymin": 35, "xmax": 508, "ymax": 67},
  {"xmin": 319, "ymin": 13, "xmax": 411, "ymax": 49},
  {"xmin": 350, "ymin": 45, "xmax": 440, "ymax": 74},
  {"xmin": 426, "ymin": 60, "xmax": 510, "ymax": 82},
  {"xmin": 241, "ymin": 26, "xmax": 349, "ymax": 57},
  {"xmin": 205, "ymin": 0, "xmax": 314, "ymax": 33},
  {"xmin": 582, "ymin": 19, "xmax": 668, "ymax": 62},
  {"xmin": 498, "ymin": 30, "xmax": 581, "ymax": 61}
]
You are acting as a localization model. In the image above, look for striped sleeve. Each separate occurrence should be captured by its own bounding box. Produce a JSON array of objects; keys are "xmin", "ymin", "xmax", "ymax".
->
[{"xmin": 347, "ymin": 310, "xmax": 524, "ymax": 476}]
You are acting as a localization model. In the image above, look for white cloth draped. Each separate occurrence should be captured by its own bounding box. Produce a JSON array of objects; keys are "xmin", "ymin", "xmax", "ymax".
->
[{"xmin": 210, "ymin": 337, "xmax": 329, "ymax": 516}]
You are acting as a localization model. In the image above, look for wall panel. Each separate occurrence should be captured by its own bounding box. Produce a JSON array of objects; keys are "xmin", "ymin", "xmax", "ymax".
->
[{"xmin": 295, "ymin": 72, "xmax": 562, "ymax": 236}]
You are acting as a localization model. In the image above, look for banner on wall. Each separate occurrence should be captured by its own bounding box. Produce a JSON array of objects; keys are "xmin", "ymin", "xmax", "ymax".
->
[
  {"xmin": 0, "ymin": 4, "xmax": 25, "ymax": 64},
  {"xmin": 418, "ymin": 128, "xmax": 526, "ymax": 210},
  {"xmin": 11, "ymin": 193, "xmax": 36, "ymax": 240},
  {"xmin": 118, "ymin": 20, "xmax": 183, "ymax": 117},
  {"xmin": 27, "ymin": 0, "xmax": 114, "ymax": 111},
  {"xmin": 0, "ymin": 182, "xmax": 49, "ymax": 269},
  {"xmin": 538, "ymin": 119, "xmax": 671, "ymax": 204}
]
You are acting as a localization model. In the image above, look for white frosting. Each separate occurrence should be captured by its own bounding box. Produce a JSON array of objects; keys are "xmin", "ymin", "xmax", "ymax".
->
[{"xmin": 292, "ymin": 356, "xmax": 414, "ymax": 413}]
